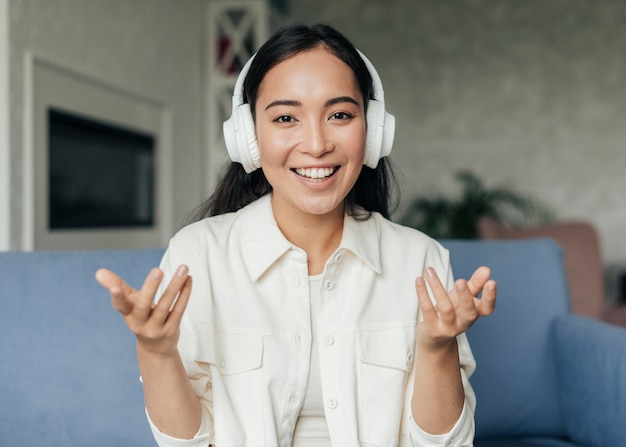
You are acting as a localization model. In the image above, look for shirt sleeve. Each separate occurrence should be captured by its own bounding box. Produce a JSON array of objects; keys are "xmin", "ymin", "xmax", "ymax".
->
[
  {"xmin": 146, "ymin": 408, "xmax": 212, "ymax": 447},
  {"xmin": 408, "ymin": 395, "xmax": 475, "ymax": 447},
  {"xmin": 145, "ymin": 239, "xmax": 217, "ymax": 446},
  {"xmin": 407, "ymin": 244, "xmax": 477, "ymax": 447},
  {"xmin": 404, "ymin": 342, "xmax": 477, "ymax": 447}
]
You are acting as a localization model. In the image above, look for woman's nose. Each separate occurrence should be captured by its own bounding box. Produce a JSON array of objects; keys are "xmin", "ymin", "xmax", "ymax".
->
[{"xmin": 302, "ymin": 121, "xmax": 333, "ymax": 157}]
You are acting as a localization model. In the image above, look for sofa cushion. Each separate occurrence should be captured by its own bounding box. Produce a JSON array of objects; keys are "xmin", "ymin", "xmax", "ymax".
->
[
  {"xmin": 0, "ymin": 249, "xmax": 164, "ymax": 446},
  {"xmin": 552, "ymin": 314, "xmax": 626, "ymax": 447},
  {"xmin": 476, "ymin": 437, "xmax": 583, "ymax": 447},
  {"xmin": 477, "ymin": 439, "xmax": 542, "ymax": 447},
  {"xmin": 442, "ymin": 239, "xmax": 570, "ymax": 439}
]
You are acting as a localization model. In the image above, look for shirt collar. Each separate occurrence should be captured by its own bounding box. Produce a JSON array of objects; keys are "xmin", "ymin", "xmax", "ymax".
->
[
  {"xmin": 240, "ymin": 194, "xmax": 382, "ymax": 281},
  {"xmin": 240, "ymin": 195, "xmax": 293, "ymax": 282},
  {"xmin": 339, "ymin": 211, "xmax": 382, "ymax": 274}
]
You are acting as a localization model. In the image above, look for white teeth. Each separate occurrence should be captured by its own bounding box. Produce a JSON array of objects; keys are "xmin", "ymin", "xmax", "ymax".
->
[{"xmin": 295, "ymin": 167, "xmax": 336, "ymax": 179}]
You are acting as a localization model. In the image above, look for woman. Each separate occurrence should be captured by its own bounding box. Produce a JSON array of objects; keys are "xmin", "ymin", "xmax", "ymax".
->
[{"xmin": 96, "ymin": 23, "xmax": 496, "ymax": 447}]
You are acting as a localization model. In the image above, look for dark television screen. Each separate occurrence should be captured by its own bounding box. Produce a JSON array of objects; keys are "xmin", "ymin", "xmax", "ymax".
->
[{"xmin": 48, "ymin": 108, "xmax": 155, "ymax": 229}]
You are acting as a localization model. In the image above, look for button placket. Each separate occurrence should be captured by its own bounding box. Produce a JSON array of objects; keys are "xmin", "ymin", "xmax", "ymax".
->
[
  {"xmin": 284, "ymin": 252, "xmax": 312, "ymax": 437},
  {"xmin": 324, "ymin": 279, "xmax": 335, "ymax": 291},
  {"xmin": 323, "ymin": 334, "xmax": 335, "ymax": 346},
  {"xmin": 318, "ymin": 264, "xmax": 340, "ymax": 430}
]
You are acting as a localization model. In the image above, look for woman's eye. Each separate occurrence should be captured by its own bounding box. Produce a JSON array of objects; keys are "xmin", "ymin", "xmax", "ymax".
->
[
  {"xmin": 274, "ymin": 115, "xmax": 294, "ymax": 123},
  {"xmin": 330, "ymin": 111, "xmax": 352, "ymax": 120}
]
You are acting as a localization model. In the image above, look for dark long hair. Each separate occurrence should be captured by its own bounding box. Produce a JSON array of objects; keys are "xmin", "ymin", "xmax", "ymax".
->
[{"xmin": 187, "ymin": 23, "xmax": 399, "ymax": 223}]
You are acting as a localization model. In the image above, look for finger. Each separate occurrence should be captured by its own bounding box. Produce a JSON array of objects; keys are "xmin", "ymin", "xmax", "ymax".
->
[
  {"xmin": 415, "ymin": 276, "xmax": 437, "ymax": 320},
  {"xmin": 424, "ymin": 267, "xmax": 455, "ymax": 320},
  {"xmin": 465, "ymin": 266, "xmax": 492, "ymax": 297},
  {"xmin": 152, "ymin": 265, "xmax": 190, "ymax": 323},
  {"xmin": 453, "ymin": 278, "xmax": 479, "ymax": 316},
  {"xmin": 132, "ymin": 268, "xmax": 165, "ymax": 321},
  {"xmin": 475, "ymin": 279, "xmax": 497, "ymax": 316},
  {"xmin": 164, "ymin": 275, "xmax": 193, "ymax": 327}
]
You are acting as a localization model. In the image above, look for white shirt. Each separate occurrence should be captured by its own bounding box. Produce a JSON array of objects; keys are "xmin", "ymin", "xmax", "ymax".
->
[{"xmin": 149, "ymin": 194, "xmax": 476, "ymax": 447}]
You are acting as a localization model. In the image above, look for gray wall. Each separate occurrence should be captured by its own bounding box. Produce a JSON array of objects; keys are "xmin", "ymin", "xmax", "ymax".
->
[
  {"xmin": 289, "ymin": 1, "xmax": 626, "ymax": 276},
  {"xmin": 5, "ymin": 0, "xmax": 625, "ymax": 293},
  {"xmin": 7, "ymin": 0, "xmax": 206, "ymax": 248}
]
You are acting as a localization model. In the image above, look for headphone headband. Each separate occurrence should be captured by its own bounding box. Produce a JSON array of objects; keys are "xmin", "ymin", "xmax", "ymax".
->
[{"xmin": 231, "ymin": 54, "xmax": 255, "ymax": 108}]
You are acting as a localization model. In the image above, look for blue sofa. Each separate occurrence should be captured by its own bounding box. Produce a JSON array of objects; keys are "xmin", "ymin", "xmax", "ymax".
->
[{"xmin": 1, "ymin": 239, "xmax": 625, "ymax": 446}]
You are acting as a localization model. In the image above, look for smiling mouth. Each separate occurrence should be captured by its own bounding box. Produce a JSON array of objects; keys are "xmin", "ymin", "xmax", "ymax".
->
[{"xmin": 293, "ymin": 166, "xmax": 339, "ymax": 180}]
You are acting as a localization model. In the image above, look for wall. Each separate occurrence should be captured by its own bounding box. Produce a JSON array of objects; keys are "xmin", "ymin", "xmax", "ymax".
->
[
  {"xmin": 0, "ymin": 0, "xmax": 9, "ymax": 249},
  {"xmin": 4, "ymin": 1, "xmax": 624, "ymax": 294},
  {"xmin": 288, "ymin": 0, "xmax": 626, "ymax": 280},
  {"xmin": 7, "ymin": 0, "xmax": 206, "ymax": 249}
]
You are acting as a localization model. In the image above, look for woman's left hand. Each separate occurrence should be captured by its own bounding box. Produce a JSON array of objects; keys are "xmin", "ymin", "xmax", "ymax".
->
[{"xmin": 415, "ymin": 266, "xmax": 497, "ymax": 352}]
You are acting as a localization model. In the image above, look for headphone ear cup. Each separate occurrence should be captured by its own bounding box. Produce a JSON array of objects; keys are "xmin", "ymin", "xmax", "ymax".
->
[
  {"xmin": 364, "ymin": 99, "xmax": 395, "ymax": 169},
  {"xmin": 380, "ymin": 110, "xmax": 395, "ymax": 161},
  {"xmin": 223, "ymin": 108, "xmax": 240, "ymax": 164},
  {"xmin": 223, "ymin": 103, "xmax": 260, "ymax": 173},
  {"xmin": 239, "ymin": 104, "xmax": 260, "ymax": 172},
  {"xmin": 364, "ymin": 100, "xmax": 384, "ymax": 168}
]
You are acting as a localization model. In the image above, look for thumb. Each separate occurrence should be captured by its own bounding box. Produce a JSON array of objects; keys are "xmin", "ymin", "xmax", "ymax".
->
[
  {"xmin": 95, "ymin": 268, "xmax": 120, "ymax": 289},
  {"xmin": 95, "ymin": 268, "xmax": 135, "ymax": 316},
  {"xmin": 95, "ymin": 268, "xmax": 133, "ymax": 296},
  {"xmin": 467, "ymin": 266, "xmax": 491, "ymax": 296}
]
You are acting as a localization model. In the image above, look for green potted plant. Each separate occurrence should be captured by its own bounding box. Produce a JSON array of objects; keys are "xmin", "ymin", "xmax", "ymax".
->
[{"xmin": 398, "ymin": 170, "xmax": 553, "ymax": 239}]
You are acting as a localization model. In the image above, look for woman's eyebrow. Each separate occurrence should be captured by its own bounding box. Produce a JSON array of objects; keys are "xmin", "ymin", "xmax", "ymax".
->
[
  {"xmin": 264, "ymin": 99, "xmax": 301, "ymax": 110},
  {"xmin": 264, "ymin": 96, "xmax": 361, "ymax": 111},
  {"xmin": 325, "ymin": 96, "xmax": 360, "ymax": 107}
]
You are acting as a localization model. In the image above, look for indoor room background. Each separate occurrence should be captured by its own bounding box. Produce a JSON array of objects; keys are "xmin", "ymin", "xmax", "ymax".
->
[{"xmin": 1, "ymin": 0, "xmax": 624, "ymax": 297}]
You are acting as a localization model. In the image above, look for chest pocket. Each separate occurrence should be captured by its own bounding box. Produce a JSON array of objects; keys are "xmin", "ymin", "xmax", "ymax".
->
[
  {"xmin": 196, "ymin": 331, "xmax": 265, "ymax": 444},
  {"xmin": 214, "ymin": 332, "xmax": 263, "ymax": 376},
  {"xmin": 358, "ymin": 326, "xmax": 415, "ymax": 447},
  {"xmin": 360, "ymin": 327, "xmax": 414, "ymax": 372}
]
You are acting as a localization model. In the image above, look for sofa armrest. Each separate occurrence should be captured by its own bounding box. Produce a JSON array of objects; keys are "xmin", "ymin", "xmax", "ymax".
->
[{"xmin": 551, "ymin": 314, "xmax": 626, "ymax": 447}]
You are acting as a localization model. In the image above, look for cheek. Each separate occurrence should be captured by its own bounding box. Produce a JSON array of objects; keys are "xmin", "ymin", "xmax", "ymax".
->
[
  {"xmin": 346, "ymin": 130, "xmax": 367, "ymax": 164},
  {"xmin": 257, "ymin": 134, "xmax": 292, "ymax": 167},
  {"xmin": 256, "ymin": 125, "xmax": 282, "ymax": 164}
]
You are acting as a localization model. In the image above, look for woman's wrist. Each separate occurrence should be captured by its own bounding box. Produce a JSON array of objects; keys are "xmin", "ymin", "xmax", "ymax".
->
[
  {"xmin": 417, "ymin": 337, "xmax": 459, "ymax": 361},
  {"xmin": 136, "ymin": 341, "xmax": 181, "ymax": 366}
]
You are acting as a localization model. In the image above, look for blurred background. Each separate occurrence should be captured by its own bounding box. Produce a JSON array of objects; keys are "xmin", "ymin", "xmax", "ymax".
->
[{"xmin": 1, "ymin": 0, "xmax": 625, "ymax": 299}]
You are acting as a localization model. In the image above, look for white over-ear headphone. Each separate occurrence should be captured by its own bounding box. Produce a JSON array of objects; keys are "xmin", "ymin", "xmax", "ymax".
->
[{"xmin": 223, "ymin": 49, "xmax": 395, "ymax": 173}]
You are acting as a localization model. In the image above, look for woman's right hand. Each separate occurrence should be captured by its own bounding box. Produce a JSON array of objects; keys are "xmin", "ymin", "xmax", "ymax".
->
[{"xmin": 95, "ymin": 265, "xmax": 192, "ymax": 357}]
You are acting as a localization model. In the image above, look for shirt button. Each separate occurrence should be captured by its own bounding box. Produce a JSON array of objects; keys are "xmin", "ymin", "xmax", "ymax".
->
[
  {"xmin": 323, "ymin": 335, "xmax": 335, "ymax": 346},
  {"xmin": 219, "ymin": 357, "xmax": 225, "ymax": 367},
  {"xmin": 334, "ymin": 251, "xmax": 344, "ymax": 263},
  {"xmin": 324, "ymin": 279, "xmax": 335, "ymax": 291},
  {"xmin": 327, "ymin": 398, "xmax": 338, "ymax": 409},
  {"xmin": 406, "ymin": 352, "xmax": 414, "ymax": 365}
]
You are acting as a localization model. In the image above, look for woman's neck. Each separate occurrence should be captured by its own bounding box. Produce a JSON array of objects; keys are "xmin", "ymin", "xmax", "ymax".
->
[{"xmin": 271, "ymin": 199, "xmax": 344, "ymax": 275}]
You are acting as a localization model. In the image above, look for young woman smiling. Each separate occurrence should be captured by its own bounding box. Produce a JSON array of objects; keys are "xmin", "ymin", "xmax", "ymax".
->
[{"xmin": 96, "ymin": 23, "xmax": 496, "ymax": 447}]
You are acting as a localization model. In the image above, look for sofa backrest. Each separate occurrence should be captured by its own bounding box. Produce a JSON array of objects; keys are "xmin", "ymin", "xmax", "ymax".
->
[
  {"xmin": 442, "ymin": 238, "xmax": 570, "ymax": 439},
  {"xmin": 0, "ymin": 248, "xmax": 164, "ymax": 447},
  {"xmin": 1, "ymin": 240, "xmax": 572, "ymax": 444},
  {"xmin": 478, "ymin": 217, "xmax": 606, "ymax": 319}
]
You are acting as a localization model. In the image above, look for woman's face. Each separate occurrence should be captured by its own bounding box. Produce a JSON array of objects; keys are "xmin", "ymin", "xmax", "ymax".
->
[{"xmin": 254, "ymin": 47, "xmax": 366, "ymax": 221}]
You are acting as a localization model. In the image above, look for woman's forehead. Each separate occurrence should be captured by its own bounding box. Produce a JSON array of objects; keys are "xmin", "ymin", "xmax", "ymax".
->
[{"xmin": 256, "ymin": 48, "xmax": 362, "ymax": 103}]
